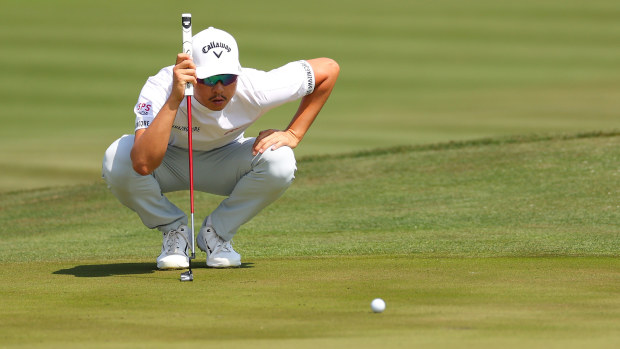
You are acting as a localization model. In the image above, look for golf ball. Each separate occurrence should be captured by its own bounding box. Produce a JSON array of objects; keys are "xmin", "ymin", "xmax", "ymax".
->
[{"xmin": 371, "ymin": 298, "xmax": 386, "ymax": 313}]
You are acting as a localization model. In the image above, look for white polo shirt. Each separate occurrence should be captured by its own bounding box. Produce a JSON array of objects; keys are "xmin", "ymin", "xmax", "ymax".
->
[{"xmin": 133, "ymin": 60, "xmax": 315, "ymax": 151}]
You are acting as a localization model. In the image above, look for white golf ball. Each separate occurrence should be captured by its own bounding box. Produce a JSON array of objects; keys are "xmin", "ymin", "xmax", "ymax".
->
[{"xmin": 370, "ymin": 298, "xmax": 386, "ymax": 313}]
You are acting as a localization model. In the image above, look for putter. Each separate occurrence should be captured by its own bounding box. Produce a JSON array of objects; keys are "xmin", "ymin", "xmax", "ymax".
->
[{"xmin": 180, "ymin": 13, "xmax": 196, "ymax": 282}]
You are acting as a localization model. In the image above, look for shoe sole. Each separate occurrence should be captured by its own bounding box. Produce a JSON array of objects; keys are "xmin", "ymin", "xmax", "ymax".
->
[
  {"xmin": 207, "ymin": 258, "xmax": 241, "ymax": 268},
  {"xmin": 157, "ymin": 256, "xmax": 189, "ymax": 270},
  {"xmin": 157, "ymin": 263, "xmax": 189, "ymax": 270}
]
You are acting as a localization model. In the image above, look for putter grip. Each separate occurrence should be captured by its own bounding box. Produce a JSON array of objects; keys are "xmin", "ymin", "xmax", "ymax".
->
[{"xmin": 182, "ymin": 13, "xmax": 193, "ymax": 96}]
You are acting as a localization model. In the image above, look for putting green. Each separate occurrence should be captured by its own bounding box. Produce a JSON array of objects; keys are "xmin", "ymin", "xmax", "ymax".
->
[{"xmin": 1, "ymin": 256, "xmax": 618, "ymax": 348}]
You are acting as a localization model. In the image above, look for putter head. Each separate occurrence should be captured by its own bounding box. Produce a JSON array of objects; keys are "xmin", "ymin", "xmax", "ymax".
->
[{"xmin": 180, "ymin": 270, "xmax": 194, "ymax": 282}]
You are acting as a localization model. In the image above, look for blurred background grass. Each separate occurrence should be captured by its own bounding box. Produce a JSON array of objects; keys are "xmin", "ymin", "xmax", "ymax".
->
[{"xmin": 1, "ymin": 0, "xmax": 619, "ymax": 192}]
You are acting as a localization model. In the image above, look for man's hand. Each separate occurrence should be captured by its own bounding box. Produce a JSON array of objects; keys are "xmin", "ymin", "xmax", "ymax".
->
[
  {"xmin": 252, "ymin": 129, "xmax": 300, "ymax": 156},
  {"xmin": 170, "ymin": 53, "xmax": 197, "ymax": 105}
]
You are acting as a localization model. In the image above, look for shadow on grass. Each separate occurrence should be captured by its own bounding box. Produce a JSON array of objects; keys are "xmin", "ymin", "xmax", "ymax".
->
[
  {"xmin": 53, "ymin": 262, "xmax": 255, "ymax": 277},
  {"xmin": 53, "ymin": 263, "xmax": 156, "ymax": 277}
]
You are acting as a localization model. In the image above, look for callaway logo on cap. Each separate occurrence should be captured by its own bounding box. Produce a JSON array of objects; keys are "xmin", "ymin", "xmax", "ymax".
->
[
  {"xmin": 192, "ymin": 27, "xmax": 242, "ymax": 79},
  {"xmin": 202, "ymin": 42, "xmax": 232, "ymax": 57}
]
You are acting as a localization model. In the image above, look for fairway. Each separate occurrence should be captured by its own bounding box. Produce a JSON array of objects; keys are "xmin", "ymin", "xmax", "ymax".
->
[{"xmin": 1, "ymin": 0, "xmax": 620, "ymax": 191}]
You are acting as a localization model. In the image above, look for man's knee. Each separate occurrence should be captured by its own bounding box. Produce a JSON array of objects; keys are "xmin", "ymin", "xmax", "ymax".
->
[{"xmin": 258, "ymin": 146, "xmax": 297, "ymax": 186}]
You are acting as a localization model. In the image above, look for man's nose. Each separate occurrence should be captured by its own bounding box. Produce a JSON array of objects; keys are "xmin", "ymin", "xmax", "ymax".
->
[{"xmin": 213, "ymin": 81, "xmax": 225, "ymax": 92}]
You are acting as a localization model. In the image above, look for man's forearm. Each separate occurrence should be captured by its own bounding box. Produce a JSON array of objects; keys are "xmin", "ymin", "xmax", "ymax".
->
[
  {"xmin": 130, "ymin": 101, "xmax": 179, "ymax": 175},
  {"xmin": 286, "ymin": 58, "xmax": 340, "ymax": 141},
  {"xmin": 251, "ymin": 58, "xmax": 339, "ymax": 155}
]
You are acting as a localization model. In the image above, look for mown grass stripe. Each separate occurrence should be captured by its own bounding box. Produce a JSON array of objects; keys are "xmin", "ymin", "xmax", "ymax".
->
[{"xmin": 299, "ymin": 130, "xmax": 620, "ymax": 162}]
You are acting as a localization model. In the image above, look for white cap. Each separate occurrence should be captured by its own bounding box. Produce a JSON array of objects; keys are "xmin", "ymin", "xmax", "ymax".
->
[{"xmin": 192, "ymin": 27, "xmax": 241, "ymax": 79}]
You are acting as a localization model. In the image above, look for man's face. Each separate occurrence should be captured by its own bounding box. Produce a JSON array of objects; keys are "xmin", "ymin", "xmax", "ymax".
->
[{"xmin": 194, "ymin": 75, "xmax": 238, "ymax": 111}]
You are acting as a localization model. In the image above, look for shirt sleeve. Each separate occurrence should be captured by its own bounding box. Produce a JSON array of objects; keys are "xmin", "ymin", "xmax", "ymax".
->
[
  {"xmin": 133, "ymin": 67, "xmax": 173, "ymax": 131},
  {"xmin": 239, "ymin": 60, "xmax": 315, "ymax": 111}
]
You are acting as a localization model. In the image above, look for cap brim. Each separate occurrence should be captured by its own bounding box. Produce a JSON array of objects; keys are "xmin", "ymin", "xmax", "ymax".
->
[{"xmin": 196, "ymin": 65, "xmax": 242, "ymax": 79}]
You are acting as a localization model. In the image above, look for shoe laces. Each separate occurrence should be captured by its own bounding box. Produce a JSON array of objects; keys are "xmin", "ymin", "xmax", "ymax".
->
[
  {"xmin": 163, "ymin": 229, "xmax": 189, "ymax": 255},
  {"xmin": 206, "ymin": 229, "xmax": 234, "ymax": 254},
  {"xmin": 214, "ymin": 238, "xmax": 234, "ymax": 254}
]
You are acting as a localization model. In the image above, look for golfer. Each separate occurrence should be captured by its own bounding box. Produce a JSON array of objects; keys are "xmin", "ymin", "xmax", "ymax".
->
[{"xmin": 102, "ymin": 27, "xmax": 339, "ymax": 269}]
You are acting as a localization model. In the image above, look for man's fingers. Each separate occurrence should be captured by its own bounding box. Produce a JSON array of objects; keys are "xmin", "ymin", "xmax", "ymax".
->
[
  {"xmin": 173, "ymin": 56, "xmax": 197, "ymax": 93},
  {"xmin": 252, "ymin": 129, "xmax": 298, "ymax": 156},
  {"xmin": 174, "ymin": 54, "xmax": 196, "ymax": 82},
  {"xmin": 253, "ymin": 129, "xmax": 278, "ymax": 155},
  {"xmin": 176, "ymin": 53, "xmax": 193, "ymax": 65},
  {"xmin": 180, "ymin": 70, "xmax": 197, "ymax": 85},
  {"xmin": 269, "ymin": 140, "xmax": 283, "ymax": 152}
]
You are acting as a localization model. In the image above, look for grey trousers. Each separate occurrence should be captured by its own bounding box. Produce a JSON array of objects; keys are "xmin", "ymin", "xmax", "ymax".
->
[{"xmin": 101, "ymin": 135, "xmax": 296, "ymax": 241}]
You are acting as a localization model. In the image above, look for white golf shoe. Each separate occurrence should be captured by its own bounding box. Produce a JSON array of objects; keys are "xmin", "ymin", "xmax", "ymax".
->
[
  {"xmin": 156, "ymin": 225, "xmax": 190, "ymax": 270},
  {"xmin": 196, "ymin": 217, "xmax": 241, "ymax": 268}
]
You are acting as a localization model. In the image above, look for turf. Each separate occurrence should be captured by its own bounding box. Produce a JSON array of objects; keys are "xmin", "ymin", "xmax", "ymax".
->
[
  {"xmin": 2, "ymin": 257, "xmax": 619, "ymax": 349},
  {"xmin": 1, "ymin": 0, "xmax": 619, "ymax": 347},
  {"xmin": 1, "ymin": 0, "xmax": 620, "ymax": 191},
  {"xmin": 0, "ymin": 133, "xmax": 618, "ymax": 348},
  {"xmin": 1, "ymin": 132, "xmax": 618, "ymax": 262}
]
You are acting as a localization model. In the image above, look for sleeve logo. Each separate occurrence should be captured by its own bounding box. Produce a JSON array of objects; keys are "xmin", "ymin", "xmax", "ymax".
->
[
  {"xmin": 135, "ymin": 103, "xmax": 152, "ymax": 116},
  {"xmin": 135, "ymin": 120, "xmax": 150, "ymax": 128}
]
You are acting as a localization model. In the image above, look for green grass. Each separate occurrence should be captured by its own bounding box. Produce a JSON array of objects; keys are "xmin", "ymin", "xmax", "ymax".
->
[
  {"xmin": 1, "ymin": 132, "xmax": 618, "ymax": 262},
  {"xmin": 1, "ymin": 0, "xmax": 620, "ymax": 191},
  {"xmin": 1, "ymin": 1, "xmax": 619, "ymax": 347},
  {"xmin": 2, "ymin": 257, "xmax": 619, "ymax": 349},
  {"xmin": 0, "ymin": 133, "xmax": 618, "ymax": 348}
]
